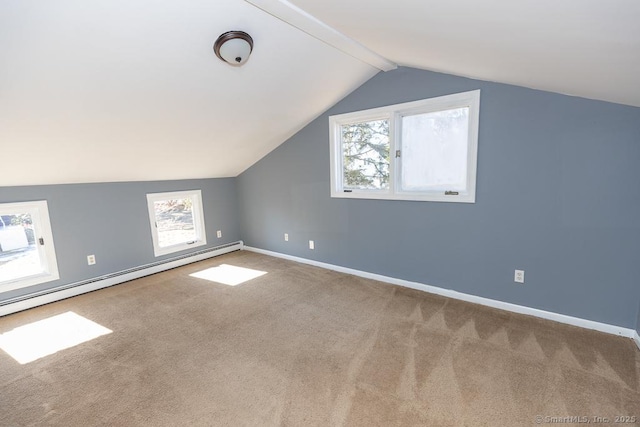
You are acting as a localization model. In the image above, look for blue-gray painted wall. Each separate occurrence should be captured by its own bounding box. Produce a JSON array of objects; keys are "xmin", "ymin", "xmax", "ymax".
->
[
  {"xmin": 237, "ymin": 67, "xmax": 640, "ymax": 330},
  {"xmin": 0, "ymin": 178, "xmax": 239, "ymax": 301},
  {"xmin": 1, "ymin": 67, "xmax": 639, "ymax": 334}
]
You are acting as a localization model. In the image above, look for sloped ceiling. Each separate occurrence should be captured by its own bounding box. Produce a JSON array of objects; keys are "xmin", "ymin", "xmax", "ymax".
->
[
  {"xmin": 0, "ymin": 0, "xmax": 378, "ymax": 186},
  {"xmin": 2, "ymin": 0, "xmax": 639, "ymax": 187},
  {"xmin": 289, "ymin": 0, "xmax": 640, "ymax": 107}
]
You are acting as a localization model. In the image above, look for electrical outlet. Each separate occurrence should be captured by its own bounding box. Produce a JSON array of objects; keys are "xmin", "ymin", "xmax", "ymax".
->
[
  {"xmin": 87, "ymin": 255, "xmax": 96, "ymax": 265},
  {"xmin": 284, "ymin": 233, "xmax": 289, "ymax": 241},
  {"xmin": 309, "ymin": 240, "xmax": 314, "ymax": 250},
  {"xmin": 514, "ymin": 269, "xmax": 525, "ymax": 284},
  {"xmin": 216, "ymin": 230, "xmax": 222, "ymax": 238}
]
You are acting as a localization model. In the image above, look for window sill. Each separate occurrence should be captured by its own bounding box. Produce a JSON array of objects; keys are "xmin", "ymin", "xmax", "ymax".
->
[
  {"xmin": 330, "ymin": 191, "xmax": 475, "ymax": 203},
  {"xmin": 152, "ymin": 240, "xmax": 207, "ymax": 257}
]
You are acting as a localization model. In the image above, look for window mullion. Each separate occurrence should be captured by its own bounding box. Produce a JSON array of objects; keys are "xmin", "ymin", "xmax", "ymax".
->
[
  {"xmin": 388, "ymin": 112, "xmax": 398, "ymax": 197},
  {"xmin": 29, "ymin": 208, "xmax": 49, "ymax": 272}
]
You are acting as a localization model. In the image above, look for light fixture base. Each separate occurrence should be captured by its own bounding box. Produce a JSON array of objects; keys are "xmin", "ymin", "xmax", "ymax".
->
[{"xmin": 214, "ymin": 31, "xmax": 254, "ymax": 66}]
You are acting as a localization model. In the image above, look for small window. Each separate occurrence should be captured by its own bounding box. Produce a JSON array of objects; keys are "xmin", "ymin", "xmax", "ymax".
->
[
  {"xmin": 329, "ymin": 90, "xmax": 480, "ymax": 203},
  {"xmin": 0, "ymin": 201, "xmax": 60, "ymax": 292},
  {"xmin": 146, "ymin": 190, "xmax": 207, "ymax": 257}
]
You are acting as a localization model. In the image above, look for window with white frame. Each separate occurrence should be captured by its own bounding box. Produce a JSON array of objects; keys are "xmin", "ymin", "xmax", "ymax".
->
[
  {"xmin": 0, "ymin": 201, "xmax": 60, "ymax": 292},
  {"xmin": 329, "ymin": 90, "xmax": 480, "ymax": 203},
  {"xmin": 146, "ymin": 190, "xmax": 207, "ymax": 257}
]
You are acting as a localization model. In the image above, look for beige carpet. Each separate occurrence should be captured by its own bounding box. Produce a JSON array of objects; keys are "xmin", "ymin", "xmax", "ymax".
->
[{"xmin": 0, "ymin": 251, "xmax": 638, "ymax": 426}]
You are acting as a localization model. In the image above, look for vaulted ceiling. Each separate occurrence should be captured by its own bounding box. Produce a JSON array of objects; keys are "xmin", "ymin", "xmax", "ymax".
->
[
  {"xmin": 2, "ymin": 0, "xmax": 638, "ymax": 187},
  {"xmin": 288, "ymin": 0, "xmax": 640, "ymax": 107}
]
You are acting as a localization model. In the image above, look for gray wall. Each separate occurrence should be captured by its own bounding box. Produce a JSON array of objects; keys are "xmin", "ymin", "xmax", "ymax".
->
[
  {"xmin": 0, "ymin": 178, "xmax": 240, "ymax": 301},
  {"xmin": 238, "ymin": 67, "xmax": 640, "ymax": 329}
]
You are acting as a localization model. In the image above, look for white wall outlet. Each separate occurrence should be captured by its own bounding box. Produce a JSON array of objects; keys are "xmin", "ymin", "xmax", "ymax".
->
[
  {"xmin": 284, "ymin": 233, "xmax": 289, "ymax": 241},
  {"xmin": 216, "ymin": 230, "xmax": 222, "ymax": 238},
  {"xmin": 309, "ymin": 240, "xmax": 314, "ymax": 250},
  {"xmin": 87, "ymin": 255, "xmax": 96, "ymax": 265},
  {"xmin": 514, "ymin": 269, "xmax": 525, "ymax": 284}
]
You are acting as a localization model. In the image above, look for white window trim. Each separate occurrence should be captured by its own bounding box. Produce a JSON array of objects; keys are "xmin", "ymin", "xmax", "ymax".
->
[
  {"xmin": 0, "ymin": 200, "xmax": 60, "ymax": 292},
  {"xmin": 329, "ymin": 90, "xmax": 480, "ymax": 203},
  {"xmin": 146, "ymin": 190, "xmax": 207, "ymax": 257}
]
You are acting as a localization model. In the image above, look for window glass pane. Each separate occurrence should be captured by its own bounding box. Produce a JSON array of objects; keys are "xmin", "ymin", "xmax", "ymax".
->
[
  {"xmin": 341, "ymin": 119, "xmax": 390, "ymax": 190},
  {"xmin": 147, "ymin": 190, "xmax": 206, "ymax": 257},
  {"xmin": 401, "ymin": 107, "xmax": 469, "ymax": 192},
  {"xmin": 0, "ymin": 213, "xmax": 43, "ymax": 283},
  {"xmin": 153, "ymin": 198, "xmax": 197, "ymax": 248}
]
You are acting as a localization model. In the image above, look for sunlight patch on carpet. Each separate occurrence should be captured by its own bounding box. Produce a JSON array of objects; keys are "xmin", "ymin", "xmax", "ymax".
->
[
  {"xmin": 189, "ymin": 264, "xmax": 267, "ymax": 286},
  {"xmin": 0, "ymin": 311, "xmax": 112, "ymax": 364}
]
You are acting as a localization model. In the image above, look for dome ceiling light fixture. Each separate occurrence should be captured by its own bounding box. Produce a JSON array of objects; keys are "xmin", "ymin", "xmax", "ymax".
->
[{"xmin": 213, "ymin": 31, "xmax": 254, "ymax": 66}]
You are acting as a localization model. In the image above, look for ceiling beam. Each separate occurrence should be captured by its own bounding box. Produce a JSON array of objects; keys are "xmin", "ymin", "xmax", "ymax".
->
[{"xmin": 244, "ymin": 0, "xmax": 397, "ymax": 72}]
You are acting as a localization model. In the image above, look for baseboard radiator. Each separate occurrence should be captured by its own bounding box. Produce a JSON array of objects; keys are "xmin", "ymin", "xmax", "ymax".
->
[{"xmin": 0, "ymin": 241, "xmax": 243, "ymax": 316}]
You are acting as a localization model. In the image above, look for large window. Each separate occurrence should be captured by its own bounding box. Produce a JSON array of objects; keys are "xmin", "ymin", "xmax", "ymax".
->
[
  {"xmin": 329, "ymin": 90, "xmax": 480, "ymax": 203},
  {"xmin": 146, "ymin": 190, "xmax": 207, "ymax": 257},
  {"xmin": 0, "ymin": 201, "xmax": 60, "ymax": 292}
]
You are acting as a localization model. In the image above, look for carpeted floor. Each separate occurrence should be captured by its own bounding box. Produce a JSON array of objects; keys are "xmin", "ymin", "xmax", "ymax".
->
[{"xmin": 0, "ymin": 250, "xmax": 638, "ymax": 426}]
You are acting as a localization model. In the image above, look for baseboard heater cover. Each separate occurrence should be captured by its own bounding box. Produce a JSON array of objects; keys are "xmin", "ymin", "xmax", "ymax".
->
[
  {"xmin": 243, "ymin": 246, "xmax": 639, "ymax": 348},
  {"xmin": 0, "ymin": 241, "xmax": 243, "ymax": 316}
]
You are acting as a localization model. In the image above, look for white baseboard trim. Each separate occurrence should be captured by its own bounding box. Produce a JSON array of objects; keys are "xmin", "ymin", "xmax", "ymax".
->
[
  {"xmin": 244, "ymin": 246, "xmax": 638, "ymax": 341},
  {"xmin": 0, "ymin": 241, "xmax": 244, "ymax": 317},
  {"xmin": 634, "ymin": 331, "xmax": 640, "ymax": 351}
]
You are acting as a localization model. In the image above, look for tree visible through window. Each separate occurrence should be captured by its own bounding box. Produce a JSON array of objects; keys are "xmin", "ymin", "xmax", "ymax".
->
[
  {"xmin": 329, "ymin": 90, "xmax": 480, "ymax": 203},
  {"xmin": 342, "ymin": 119, "xmax": 390, "ymax": 190}
]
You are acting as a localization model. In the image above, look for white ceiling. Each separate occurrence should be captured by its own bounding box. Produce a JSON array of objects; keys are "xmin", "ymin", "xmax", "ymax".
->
[
  {"xmin": 0, "ymin": 0, "xmax": 377, "ymax": 186},
  {"xmin": 288, "ymin": 0, "xmax": 640, "ymax": 107},
  {"xmin": 1, "ymin": 0, "xmax": 638, "ymax": 187}
]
